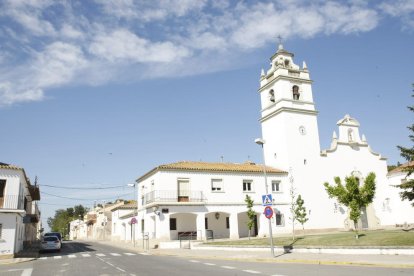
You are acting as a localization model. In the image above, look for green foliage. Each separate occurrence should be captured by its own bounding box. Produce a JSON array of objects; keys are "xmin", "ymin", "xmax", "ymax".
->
[
  {"xmin": 324, "ymin": 172, "xmax": 376, "ymax": 238},
  {"xmin": 294, "ymin": 195, "xmax": 308, "ymax": 232},
  {"xmin": 47, "ymin": 204, "xmax": 89, "ymax": 235},
  {"xmin": 397, "ymin": 85, "xmax": 414, "ymax": 206},
  {"xmin": 245, "ymin": 195, "xmax": 255, "ymax": 238}
]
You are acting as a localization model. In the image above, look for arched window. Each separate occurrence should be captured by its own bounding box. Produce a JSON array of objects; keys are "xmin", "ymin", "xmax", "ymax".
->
[
  {"xmin": 348, "ymin": 128, "xmax": 354, "ymax": 142},
  {"xmin": 269, "ymin": 89, "xmax": 275, "ymax": 103},
  {"xmin": 284, "ymin": 59, "xmax": 290, "ymax": 67},
  {"xmin": 292, "ymin": 85, "xmax": 300, "ymax": 100}
]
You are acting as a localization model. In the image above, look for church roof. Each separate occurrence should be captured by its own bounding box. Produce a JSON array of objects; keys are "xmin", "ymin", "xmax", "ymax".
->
[
  {"xmin": 337, "ymin": 114, "xmax": 360, "ymax": 126},
  {"xmin": 388, "ymin": 161, "xmax": 414, "ymax": 175},
  {"xmin": 137, "ymin": 161, "xmax": 286, "ymax": 182}
]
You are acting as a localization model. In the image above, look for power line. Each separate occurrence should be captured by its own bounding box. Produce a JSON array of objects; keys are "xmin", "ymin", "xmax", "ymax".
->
[
  {"xmin": 40, "ymin": 184, "xmax": 129, "ymax": 190},
  {"xmin": 41, "ymin": 191, "xmax": 134, "ymax": 201}
]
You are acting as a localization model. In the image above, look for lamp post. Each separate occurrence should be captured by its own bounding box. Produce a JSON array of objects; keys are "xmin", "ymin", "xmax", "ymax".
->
[
  {"xmin": 255, "ymin": 138, "xmax": 275, "ymax": 257},
  {"xmin": 127, "ymin": 182, "xmax": 138, "ymax": 246}
]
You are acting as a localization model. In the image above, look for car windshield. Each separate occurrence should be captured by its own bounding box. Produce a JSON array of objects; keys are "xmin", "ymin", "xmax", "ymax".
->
[
  {"xmin": 43, "ymin": 237, "xmax": 58, "ymax": 241},
  {"xmin": 45, "ymin": 233, "xmax": 61, "ymax": 239}
]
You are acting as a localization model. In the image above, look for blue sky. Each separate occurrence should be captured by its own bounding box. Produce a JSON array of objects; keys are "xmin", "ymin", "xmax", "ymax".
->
[{"xmin": 0, "ymin": 0, "xmax": 413, "ymax": 229}]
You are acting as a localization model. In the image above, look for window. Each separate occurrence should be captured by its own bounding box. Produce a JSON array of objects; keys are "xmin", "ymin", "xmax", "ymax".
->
[
  {"xmin": 243, "ymin": 180, "xmax": 253, "ymax": 192},
  {"xmin": 205, "ymin": 218, "xmax": 208, "ymax": 229},
  {"xmin": 348, "ymin": 128, "xmax": 354, "ymax": 142},
  {"xmin": 0, "ymin": 180, "xmax": 5, "ymax": 197},
  {"xmin": 211, "ymin": 179, "xmax": 223, "ymax": 192},
  {"xmin": 292, "ymin": 85, "xmax": 300, "ymax": 100},
  {"xmin": 226, "ymin": 217, "xmax": 229, "ymax": 229},
  {"xmin": 269, "ymin": 90, "xmax": 275, "ymax": 103},
  {"xmin": 170, "ymin": 218, "xmax": 177, "ymax": 230},
  {"xmin": 271, "ymin": 181, "xmax": 281, "ymax": 193},
  {"xmin": 275, "ymin": 212, "xmax": 284, "ymax": 226},
  {"xmin": 178, "ymin": 179, "xmax": 190, "ymax": 202},
  {"xmin": 0, "ymin": 180, "xmax": 5, "ymax": 208}
]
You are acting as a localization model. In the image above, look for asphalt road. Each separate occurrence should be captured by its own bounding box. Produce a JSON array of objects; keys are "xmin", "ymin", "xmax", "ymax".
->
[{"xmin": 1, "ymin": 241, "xmax": 413, "ymax": 276}]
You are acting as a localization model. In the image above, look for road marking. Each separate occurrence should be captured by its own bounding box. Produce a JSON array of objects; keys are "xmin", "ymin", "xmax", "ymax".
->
[
  {"xmin": 189, "ymin": 260, "xmax": 200, "ymax": 263},
  {"xmin": 124, "ymin": 253, "xmax": 135, "ymax": 256},
  {"xmin": 139, "ymin": 252, "xmax": 150, "ymax": 255},
  {"xmin": 116, "ymin": 267, "xmax": 126, "ymax": 272},
  {"xmin": 221, "ymin": 266, "xmax": 235, "ymax": 269},
  {"xmin": 8, "ymin": 268, "xmax": 33, "ymax": 276},
  {"xmin": 68, "ymin": 255, "xmax": 76, "ymax": 258},
  {"xmin": 39, "ymin": 257, "xmax": 47, "ymax": 260},
  {"xmin": 243, "ymin": 270, "xmax": 261, "ymax": 274},
  {"xmin": 203, "ymin": 263, "xmax": 216, "ymax": 266},
  {"xmin": 271, "ymin": 275, "xmax": 287, "ymax": 276},
  {"xmin": 54, "ymin": 256, "xmax": 62, "ymax": 259},
  {"xmin": 96, "ymin": 253, "xmax": 106, "ymax": 257},
  {"xmin": 110, "ymin": 253, "xmax": 121, "ymax": 256},
  {"xmin": 81, "ymin": 253, "xmax": 91, "ymax": 257}
]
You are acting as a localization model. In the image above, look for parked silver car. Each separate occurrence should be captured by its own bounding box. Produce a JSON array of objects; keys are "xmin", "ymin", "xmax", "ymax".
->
[{"xmin": 41, "ymin": 236, "xmax": 61, "ymax": 252}]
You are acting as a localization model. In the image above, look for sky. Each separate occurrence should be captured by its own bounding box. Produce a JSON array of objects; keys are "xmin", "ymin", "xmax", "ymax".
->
[{"xmin": 0, "ymin": 0, "xmax": 413, "ymax": 230}]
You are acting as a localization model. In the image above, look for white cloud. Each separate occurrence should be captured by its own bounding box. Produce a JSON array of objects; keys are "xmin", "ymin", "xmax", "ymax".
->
[
  {"xmin": 89, "ymin": 29, "xmax": 191, "ymax": 63},
  {"xmin": 2, "ymin": 0, "xmax": 57, "ymax": 37},
  {"xmin": 0, "ymin": 42, "xmax": 87, "ymax": 105},
  {"xmin": 380, "ymin": 0, "xmax": 414, "ymax": 29},
  {"xmin": 95, "ymin": 0, "xmax": 208, "ymax": 21},
  {"xmin": 0, "ymin": 0, "xmax": 410, "ymax": 105}
]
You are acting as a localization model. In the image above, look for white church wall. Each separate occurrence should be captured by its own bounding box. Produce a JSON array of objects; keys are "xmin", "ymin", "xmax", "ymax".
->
[{"xmin": 384, "ymin": 171, "xmax": 414, "ymax": 225}]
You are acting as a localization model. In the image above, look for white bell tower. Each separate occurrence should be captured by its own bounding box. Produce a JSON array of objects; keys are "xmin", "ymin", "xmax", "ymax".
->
[{"xmin": 258, "ymin": 44, "xmax": 321, "ymax": 173}]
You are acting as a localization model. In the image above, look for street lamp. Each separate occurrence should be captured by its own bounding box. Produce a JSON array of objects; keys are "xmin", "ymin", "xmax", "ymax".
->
[
  {"xmin": 255, "ymin": 138, "xmax": 275, "ymax": 257},
  {"xmin": 127, "ymin": 182, "xmax": 139, "ymax": 246}
]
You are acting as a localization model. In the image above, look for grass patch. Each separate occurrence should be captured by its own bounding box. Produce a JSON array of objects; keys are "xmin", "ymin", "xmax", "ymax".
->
[{"xmin": 205, "ymin": 230, "xmax": 414, "ymax": 247}]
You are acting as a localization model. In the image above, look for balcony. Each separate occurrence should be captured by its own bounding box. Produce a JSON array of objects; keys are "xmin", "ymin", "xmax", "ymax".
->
[
  {"xmin": 0, "ymin": 195, "xmax": 25, "ymax": 210},
  {"xmin": 143, "ymin": 190, "xmax": 206, "ymax": 205}
]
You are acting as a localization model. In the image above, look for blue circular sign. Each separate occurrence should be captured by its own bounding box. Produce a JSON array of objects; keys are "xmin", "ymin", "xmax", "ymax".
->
[{"xmin": 264, "ymin": 206, "xmax": 274, "ymax": 219}]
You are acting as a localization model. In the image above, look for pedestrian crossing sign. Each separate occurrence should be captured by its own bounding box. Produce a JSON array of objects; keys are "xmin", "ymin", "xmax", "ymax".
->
[{"xmin": 262, "ymin": 194, "xmax": 273, "ymax": 206}]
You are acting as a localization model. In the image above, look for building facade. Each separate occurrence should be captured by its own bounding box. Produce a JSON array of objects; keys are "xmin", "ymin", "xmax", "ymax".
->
[
  {"xmin": 0, "ymin": 162, "xmax": 40, "ymax": 258},
  {"xmin": 135, "ymin": 161, "xmax": 287, "ymax": 242}
]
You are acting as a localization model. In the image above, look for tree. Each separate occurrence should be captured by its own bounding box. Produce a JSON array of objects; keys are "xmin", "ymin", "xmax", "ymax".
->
[
  {"xmin": 397, "ymin": 86, "xmax": 414, "ymax": 206},
  {"xmin": 47, "ymin": 204, "xmax": 89, "ymax": 236},
  {"xmin": 294, "ymin": 195, "xmax": 309, "ymax": 236},
  {"xmin": 324, "ymin": 172, "xmax": 376, "ymax": 239},
  {"xmin": 245, "ymin": 195, "xmax": 255, "ymax": 240},
  {"xmin": 74, "ymin": 205, "xmax": 87, "ymax": 218}
]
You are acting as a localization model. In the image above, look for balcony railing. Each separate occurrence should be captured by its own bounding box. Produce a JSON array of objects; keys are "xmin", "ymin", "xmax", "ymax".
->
[
  {"xmin": 0, "ymin": 195, "xmax": 25, "ymax": 210},
  {"xmin": 144, "ymin": 190, "xmax": 206, "ymax": 205}
]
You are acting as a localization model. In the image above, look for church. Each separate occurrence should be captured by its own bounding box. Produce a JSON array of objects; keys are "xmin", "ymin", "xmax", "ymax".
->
[
  {"xmin": 132, "ymin": 44, "xmax": 412, "ymax": 242},
  {"xmin": 258, "ymin": 43, "xmax": 412, "ymax": 231}
]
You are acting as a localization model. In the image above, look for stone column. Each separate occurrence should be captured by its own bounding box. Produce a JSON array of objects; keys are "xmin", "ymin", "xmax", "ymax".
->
[
  {"xmin": 196, "ymin": 213, "xmax": 206, "ymax": 241},
  {"xmin": 229, "ymin": 212, "xmax": 239, "ymax": 239}
]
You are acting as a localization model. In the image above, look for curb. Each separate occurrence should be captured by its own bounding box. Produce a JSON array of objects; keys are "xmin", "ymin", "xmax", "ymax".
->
[
  {"xmin": 151, "ymin": 251, "xmax": 414, "ymax": 269},
  {"xmin": 0, "ymin": 258, "xmax": 36, "ymax": 266}
]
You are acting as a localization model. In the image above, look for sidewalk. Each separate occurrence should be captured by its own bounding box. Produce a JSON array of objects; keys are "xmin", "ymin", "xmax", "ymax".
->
[
  {"xmin": 95, "ymin": 240, "xmax": 414, "ymax": 269},
  {"xmin": 0, "ymin": 242, "xmax": 39, "ymax": 265}
]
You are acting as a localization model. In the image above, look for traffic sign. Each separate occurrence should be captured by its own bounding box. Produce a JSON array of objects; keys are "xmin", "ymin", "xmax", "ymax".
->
[
  {"xmin": 262, "ymin": 194, "xmax": 273, "ymax": 206},
  {"xmin": 130, "ymin": 217, "xmax": 137, "ymax": 224},
  {"xmin": 264, "ymin": 206, "xmax": 274, "ymax": 219}
]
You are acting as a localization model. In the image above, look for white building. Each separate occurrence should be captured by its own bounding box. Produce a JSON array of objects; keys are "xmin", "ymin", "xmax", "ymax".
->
[
  {"xmin": 135, "ymin": 161, "xmax": 286, "ymax": 242},
  {"xmin": 385, "ymin": 162, "xmax": 414, "ymax": 226},
  {"xmin": 111, "ymin": 202, "xmax": 138, "ymax": 242},
  {"xmin": 0, "ymin": 162, "xmax": 40, "ymax": 258},
  {"xmin": 134, "ymin": 44, "xmax": 413, "ymax": 244}
]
